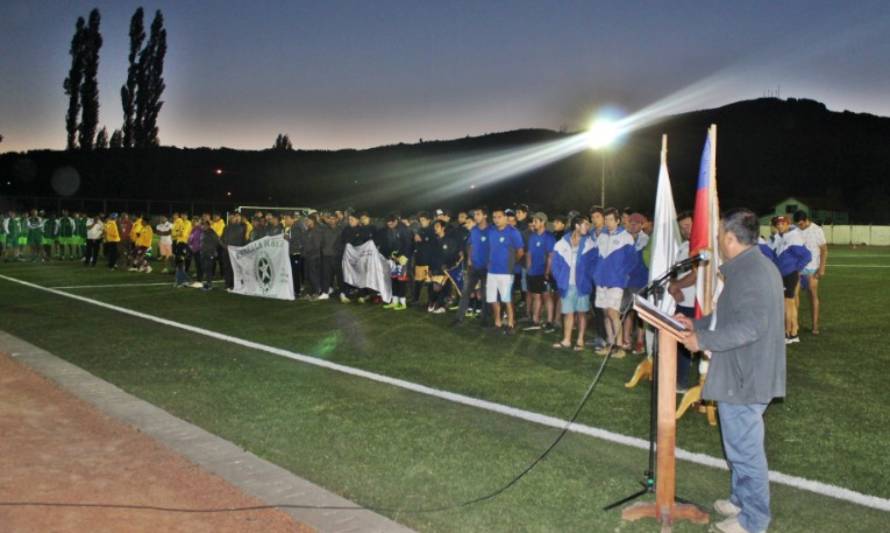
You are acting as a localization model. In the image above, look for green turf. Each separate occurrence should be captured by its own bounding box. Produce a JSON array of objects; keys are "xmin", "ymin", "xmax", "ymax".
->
[{"xmin": 0, "ymin": 246, "xmax": 888, "ymax": 531}]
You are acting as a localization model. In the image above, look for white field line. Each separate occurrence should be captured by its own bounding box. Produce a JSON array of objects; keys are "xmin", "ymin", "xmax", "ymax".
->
[
  {"xmin": 50, "ymin": 281, "xmax": 225, "ymax": 289},
  {"xmin": 1, "ymin": 272, "xmax": 888, "ymax": 513},
  {"xmin": 825, "ymin": 264, "xmax": 890, "ymax": 268}
]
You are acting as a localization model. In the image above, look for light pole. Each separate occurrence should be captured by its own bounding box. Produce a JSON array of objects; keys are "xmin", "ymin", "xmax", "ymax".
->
[{"xmin": 587, "ymin": 119, "xmax": 618, "ymax": 206}]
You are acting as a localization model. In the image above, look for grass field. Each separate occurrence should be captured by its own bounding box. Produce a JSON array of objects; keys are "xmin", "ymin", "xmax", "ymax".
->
[{"xmin": 1, "ymin": 246, "xmax": 888, "ymax": 531}]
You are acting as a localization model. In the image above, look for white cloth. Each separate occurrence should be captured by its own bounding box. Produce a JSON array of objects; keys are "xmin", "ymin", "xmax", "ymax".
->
[
  {"xmin": 674, "ymin": 241, "xmax": 696, "ymax": 307},
  {"xmin": 486, "ymin": 273, "xmax": 514, "ymax": 303},
  {"xmin": 86, "ymin": 218, "xmax": 104, "ymax": 240},
  {"xmin": 595, "ymin": 286, "xmax": 623, "ymax": 310},
  {"xmin": 800, "ymin": 223, "xmax": 826, "ymax": 271},
  {"xmin": 156, "ymin": 221, "xmax": 173, "ymax": 245},
  {"xmin": 342, "ymin": 241, "xmax": 392, "ymax": 303},
  {"xmin": 227, "ymin": 236, "xmax": 295, "ymax": 301}
]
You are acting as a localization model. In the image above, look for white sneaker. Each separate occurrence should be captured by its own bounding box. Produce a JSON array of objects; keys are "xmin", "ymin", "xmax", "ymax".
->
[
  {"xmin": 144, "ymin": 266, "xmax": 152, "ymax": 274},
  {"xmin": 316, "ymin": 292, "xmax": 330, "ymax": 301},
  {"xmin": 714, "ymin": 499, "xmax": 741, "ymax": 517},
  {"xmin": 431, "ymin": 307, "xmax": 446, "ymax": 314},
  {"xmin": 711, "ymin": 516, "xmax": 760, "ymax": 533},
  {"xmin": 339, "ymin": 293, "xmax": 350, "ymax": 304}
]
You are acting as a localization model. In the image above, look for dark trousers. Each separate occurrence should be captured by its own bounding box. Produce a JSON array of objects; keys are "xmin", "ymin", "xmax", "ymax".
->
[
  {"xmin": 676, "ymin": 306, "xmax": 695, "ymax": 388},
  {"xmin": 104, "ymin": 242, "xmax": 118, "ymax": 268},
  {"xmin": 593, "ymin": 306, "xmax": 608, "ymax": 341},
  {"xmin": 174, "ymin": 242, "xmax": 188, "ymax": 268},
  {"xmin": 456, "ymin": 266, "xmax": 488, "ymax": 322},
  {"xmin": 305, "ymin": 256, "xmax": 321, "ymax": 295},
  {"xmin": 192, "ymin": 250, "xmax": 203, "ymax": 280},
  {"xmin": 321, "ymin": 255, "xmax": 336, "ymax": 294},
  {"xmin": 201, "ymin": 254, "xmax": 216, "ymax": 287},
  {"xmin": 290, "ymin": 254, "xmax": 302, "ymax": 296},
  {"xmin": 222, "ymin": 251, "xmax": 235, "ymax": 289},
  {"xmin": 85, "ymin": 239, "xmax": 101, "ymax": 266}
]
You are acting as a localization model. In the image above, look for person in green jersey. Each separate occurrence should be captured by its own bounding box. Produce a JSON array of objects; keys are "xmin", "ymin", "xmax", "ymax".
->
[
  {"xmin": 26, "ymin": 209, "xmax": 44, "ymax": 261},
  {"xmin": 0, "ymin": 212, "xmax": 6, "ymax": 258},
  {"xmin": 41, "ymin": 211, "xmax": 58, "ymax": 260},
  {"xmin": 74, "ymin": 211, "xmax": 87, "ymax": 260},
  {"xmin": 6, "ymin": 210, "xmax": 25, "ymax": 260},
  {"xmin": 57, "ymin": 209, "xmax": 76, "ymax": 259}
]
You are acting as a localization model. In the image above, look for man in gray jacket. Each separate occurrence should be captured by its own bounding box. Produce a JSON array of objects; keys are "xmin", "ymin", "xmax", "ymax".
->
[{"xmin": 676, "ymin": 208, "xmax": 785, "ymax": 533}]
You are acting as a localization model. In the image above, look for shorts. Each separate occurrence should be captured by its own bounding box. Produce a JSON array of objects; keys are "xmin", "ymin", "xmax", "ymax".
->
[
  {"xmin": 414, "ymin": 265, "xmax": 431, "ymax": 283},
  {"xmin": 17, "ymin": 236, "xmax": 27, "ymax": 246},
  {"xmin": 58, "ymin": 236, "xmax": 73, "ymax": 245},
  {"xmin": 486, "ymin": 273, "xmax": 514, "ymax": 303},
  {"xmin": 527, "ymin": 274, "xmax": 547, "ymax": 294},
  {"xmin": 159, "ymin": 241, "xmax": 173, "ymax": 258},
  {"xmin": 595, "ymin": 286, "xmax": 624, "ymax": 310},
  {"xmin": 41, "ymin": 237, "xmax": 55, "ymax": 246},
  {"xmin": 782, "ymin": 272, "xmax": 799, "ymax": 299},
  {"xmin": 561, "ymin": 286, "xmax": 591, "ymax": 314},
  {"xmin": 73, "ymin": 236, "xmax": 85, "ymax": 246}
]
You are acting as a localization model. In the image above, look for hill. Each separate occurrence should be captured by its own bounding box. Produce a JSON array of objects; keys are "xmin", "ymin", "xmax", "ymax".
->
[{"xmin": 2, "ymin": 97, "xmax": 889, "ymax": 222}]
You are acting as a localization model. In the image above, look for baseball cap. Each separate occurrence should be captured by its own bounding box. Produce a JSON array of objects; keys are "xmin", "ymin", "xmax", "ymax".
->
[
  {"xmin": 532, "ymin": 211, "xmax": 548, "ymax": 223},
  {"xmin": 504, "ymin": 208, "xmax": 516, "ymax": 217}
]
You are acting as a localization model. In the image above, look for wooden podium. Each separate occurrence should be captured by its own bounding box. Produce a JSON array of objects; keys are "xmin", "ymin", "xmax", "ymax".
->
[{"xmin": 621, "ymin": 301, "xmax": 709, "ymax": 529}]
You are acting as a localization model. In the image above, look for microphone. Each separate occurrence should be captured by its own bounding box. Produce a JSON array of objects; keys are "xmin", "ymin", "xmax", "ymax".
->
[{"xmin": 669, "ymin": 250, "xmax": 711, "ymax": 275}]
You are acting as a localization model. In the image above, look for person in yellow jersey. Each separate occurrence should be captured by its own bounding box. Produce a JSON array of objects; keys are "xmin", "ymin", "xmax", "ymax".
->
[
  {"xmin": 210, "ymin": 213, "xmax": 226, "ymax": 277},
  {"xmin": 172, "ymin": 212, "xmax": 191, "ymax": 271},
  {"xmin": 103, "ymin": 213, "xmax": 121, "ymax": 269},
  {"xmin": 128, "ymin": 214, "xmax": 145, "ymax": 269},
  {"xmin": 131, "ymin": 216, "xmax": 154, "ymax": 273}
]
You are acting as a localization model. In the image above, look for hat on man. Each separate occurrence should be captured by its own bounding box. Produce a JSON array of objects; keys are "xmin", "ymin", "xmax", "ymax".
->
[{"xmin": 532, "ymin": 211, "xmax": 548, "ymax": 223}]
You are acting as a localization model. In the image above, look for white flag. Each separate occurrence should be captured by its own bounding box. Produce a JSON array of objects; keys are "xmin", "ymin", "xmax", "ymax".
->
[
  {"xmin": 342, "ymin": 241, "xmax": 393, "ymax": 303},
  {"xmin": 648, "ymin": 134, "xmax": 682, "ymax": 314},
  {"xmin": 228, "ymin": 236, "xmax": 295, "ymax": 301}
]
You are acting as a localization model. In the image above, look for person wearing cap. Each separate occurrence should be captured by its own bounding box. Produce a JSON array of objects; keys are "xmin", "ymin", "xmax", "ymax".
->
[
  {"xmin": 486, "ymin": 208, "xmax": 525, "ymax": 334},
  {"xmin": 594, "ymin": 207, "xmax": 637, "ymax": 357},
  {"xmin": 551, "ymin": 215, "xmax": 597, "ymax": 350},
  {"xmin": 524, "ymin": 212, "xmax": 556, "ymax": 331},
  {"xmin": 773, "ymin": 215, "xmax": 811, "ymax": 344}
]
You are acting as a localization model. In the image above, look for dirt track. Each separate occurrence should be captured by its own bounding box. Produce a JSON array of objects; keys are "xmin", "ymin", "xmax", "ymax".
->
[{"xmin": 0, "ymin": 352, "xmax": 310, "ymax": 533}]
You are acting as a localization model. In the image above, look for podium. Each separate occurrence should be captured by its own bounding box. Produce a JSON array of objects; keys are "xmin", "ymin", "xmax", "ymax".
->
[{"xmin": 621, "ymin": 301, "xmax": 709, "ymax": 529}]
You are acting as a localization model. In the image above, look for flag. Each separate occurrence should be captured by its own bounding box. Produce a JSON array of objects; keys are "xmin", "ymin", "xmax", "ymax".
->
[
  {"xmin": 691, "ymin": 124, "xmax": 722, "ymax": 321},
  {"xmin": 228, "ymin": 236, "xmax": 295, "ymax": 301},
  {"xmin": 342, "ymin": 241, "xmax": 393, "ymax": 303},
  {"xmin": 647, "ymin": 134, "xmax": 681, "ymax": 314}
]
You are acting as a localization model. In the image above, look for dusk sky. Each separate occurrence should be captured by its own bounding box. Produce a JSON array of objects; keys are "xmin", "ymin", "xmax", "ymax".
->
[{"xmin": 2, "ymin": 1, "xmax": 890, "ymax": 153}]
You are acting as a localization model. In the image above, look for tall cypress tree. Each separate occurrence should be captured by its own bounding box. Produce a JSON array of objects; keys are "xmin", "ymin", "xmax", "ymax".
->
[
  {"xmin": 120, "ymin": 7, "xmax": 144, "ymax": 148},
  {"xmin": 135, "ymin": 10, "xmax": 166, "ymax": 147},
  {"xmin": 78, "ymin": 9, "xmax": 102, "ymax": 151},
  {"xmin": 95, "ymin": 126, "xmax": 109, "ymax": 149},
  {"xmin": 63, "ymin": 17, "xmax": 86, "ymax": 151}
]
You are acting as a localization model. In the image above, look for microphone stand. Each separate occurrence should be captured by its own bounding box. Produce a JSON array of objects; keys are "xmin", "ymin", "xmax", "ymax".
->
[{"xmin": 603, "ymin": 267, "xmax": 701, "ymax": 512}]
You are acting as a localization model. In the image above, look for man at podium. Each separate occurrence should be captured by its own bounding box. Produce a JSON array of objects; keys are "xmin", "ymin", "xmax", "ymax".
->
[{"xmin": 674, "ymin": 208, "xmax": 786, "ymax": 533}]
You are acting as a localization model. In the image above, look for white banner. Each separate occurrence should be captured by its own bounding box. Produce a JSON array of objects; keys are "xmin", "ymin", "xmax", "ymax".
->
[
  {"xmin": 228, "ymin": 236, "xmax": 295, "ymax": 301},
  {"xmin": 342, "ymin": 241, "xmax": 392, "ymax": 303}
]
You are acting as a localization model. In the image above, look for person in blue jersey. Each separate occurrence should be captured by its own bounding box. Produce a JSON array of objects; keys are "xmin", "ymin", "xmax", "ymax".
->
[
  {"xmin": 550, "ymin": 215, "xmax": 597, "ymax": 350},
  {"xmin": 774, "ymin": 216, "xmax": 812, "ymax": 344},
  {"xmin": 622, "ymin": 213, "xmax": 649, "ymax": 353},
  {"xmin": 593, "ymin": 207, "xmax": 637, "ymax": 358},
  {"xmin": 486, "ymin": 208, "xmax": 525, "ymax": 334},
  {"xmin": 524, "ymin": 212, "xmax": 557, "ymax": 331},
  {"xmin": 757, "ymin": 236, "xmax": 779, "ymax": 267},
  {"xmin": 588, "ymin": 205, "xmax": 609, "ymax": 349},
  {"xmin": 454, "ymin": 208, "xmax": 491, "ymax": 326}
]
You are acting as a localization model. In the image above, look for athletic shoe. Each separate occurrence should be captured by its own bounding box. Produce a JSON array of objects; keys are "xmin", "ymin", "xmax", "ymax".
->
[
  {"xmin": 523, "ymin": 324, "xmax": 543, "ymax": 331},
  {"xmin": 785, "ymin": 335, "xmax": 800, "ymax": 344},
  {"xmin": 144, "ymin": 266, "xmax": 152, "ymax": 274},
  {"xmin": 316, "ymin": 292, "xmax": 330, "ymax": 301},
  {"xmin": 543, "ymin": 323, "xmax": 556, "ymax": 333},
  {"xmin": 431, "ymin": 307, "xmax": 446, "ymax": 314},
  {"xmin": 713, "ymin": 499, "xmax": 741, "ymax": 518},
  {"xmin": 710, "ymin": 516, "xmax": 759, "ymax": 533},
  {"xmin": 502, "ymin": 326, "xmax": 516, "ymax": 336},
  {"xmin": 382, "ymin": 301, "xmax": 399, "ymax": 309},
  {"xmin": 357, "ymin": 297, "xmax": 367, "ymax": 304},
  {"xmin": 394, "ymin": 303, "xmax": 407, "ymax": 311},
  {"xmin": 340, "ymin": 293, "xmax": 351, "ymax": 304},
  {"xmin": 465, "ymin": 310, "xmax": 475, "ymax": 318},
  {"xmin": 128, "ymin": 267, "xmax": 138, "ymax": 272},
  {"xmin": 189, "ymin": 282, "xmax": 203, "ymax": 288}
]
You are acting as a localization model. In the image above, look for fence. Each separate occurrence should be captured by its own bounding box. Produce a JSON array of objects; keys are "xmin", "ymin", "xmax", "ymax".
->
[{"xmin": 760, "ymin": 225, "xmax": 890, "ymax": 246}]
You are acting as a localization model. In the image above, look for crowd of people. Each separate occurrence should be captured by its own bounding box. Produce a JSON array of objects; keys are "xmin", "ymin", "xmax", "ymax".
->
[{"xmin": 0, "ymin": 204, "xmax": 827, "ymax": 373}]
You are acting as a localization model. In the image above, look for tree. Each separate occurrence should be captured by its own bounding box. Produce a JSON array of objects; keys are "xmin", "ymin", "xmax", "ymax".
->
[
  {"xmin": 95, "ymin": 127, "xmax": 109, "ymax": 149},
  {"xmin": 109, "ymin": 129, "xmax": 123, "ymax": 149},
  {"xmin": 134, "ymin": 10, "xmax": 166, "ymax": 147},
  {"xmin": 120, "ymin": 8, "xmax": 144, "ymax": 148},
  {"xmin": 77, "ymin": 9, "xmax": 102, "ymax": 151},
  {"xmin": 273, "ymin": 133, "xmax": 293, "ymax": 151},
  {"xmin": 63, "ymin": 17, "xmax": 86, "ymax": 151}
]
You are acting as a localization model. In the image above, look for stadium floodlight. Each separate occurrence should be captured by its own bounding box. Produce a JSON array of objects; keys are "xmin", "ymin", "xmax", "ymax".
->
[{"xmin": 586, "ymin": 119, "xmax": 619, "ymax": 150}]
